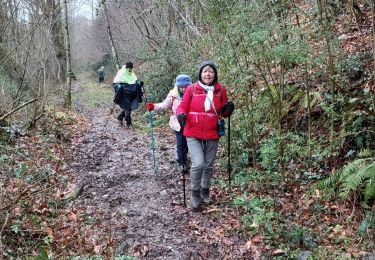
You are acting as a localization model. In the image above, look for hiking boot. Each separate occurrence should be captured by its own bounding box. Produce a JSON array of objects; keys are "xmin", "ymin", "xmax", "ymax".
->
[
  {"xmin": 116, "ymin": 116, "xmax": 123, "ymax": 125},
  {"xmin": 201, "ymin": 188, "xmax": 210, "ymax": 204},
  {"xmin": 191, "ymin": 190, "xmax": 201, "ymax": 211},
  {"xmin": 126, "ymin": 123, "xmax": 133, "ymax": 129}
]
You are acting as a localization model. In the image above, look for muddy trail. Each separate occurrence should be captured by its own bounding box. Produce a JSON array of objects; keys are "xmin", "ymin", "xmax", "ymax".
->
[{"xmin": 70, "ymin": 103, "xmax": 223, "ymax": 259}]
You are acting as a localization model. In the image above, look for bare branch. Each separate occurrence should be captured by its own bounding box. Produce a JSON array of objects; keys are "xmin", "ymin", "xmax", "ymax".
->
[
  {"xmin": 0, "ymin": 98, "xmax": 38, "ymax": 121},
  {"xmin": 0, "ymin": 211, "xmax": 10, "ymax": 258}
]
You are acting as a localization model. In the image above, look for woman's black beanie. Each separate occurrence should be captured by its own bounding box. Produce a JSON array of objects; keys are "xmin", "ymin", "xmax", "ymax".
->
[
  {"xmin": 125, "ymin": 62, "xmax": 133, "ymax": 69},
  {"xmin": 198, "ymin": 61, "xmax": 218, "ymax": 85}
]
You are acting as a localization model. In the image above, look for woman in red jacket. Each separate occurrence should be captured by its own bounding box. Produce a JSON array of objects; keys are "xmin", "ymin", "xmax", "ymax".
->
[{"xmin": 176, "ymin": 61, "xmax": 234, "ymax": 211}]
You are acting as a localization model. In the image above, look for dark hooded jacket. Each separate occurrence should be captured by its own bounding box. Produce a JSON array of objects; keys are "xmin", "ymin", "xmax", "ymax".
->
[{"xmin": 113, "ymin": 82, "xmax": 143, "ymax": 110}]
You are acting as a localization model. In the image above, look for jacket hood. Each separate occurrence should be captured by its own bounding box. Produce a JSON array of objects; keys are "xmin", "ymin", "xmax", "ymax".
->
[
  {"xmin": 198, "ymin": 61, "xmax": 218, "ymax": 85},
  {"xmin": 113, "ymin": 68, "xmax": 137, "ymax": 84}
]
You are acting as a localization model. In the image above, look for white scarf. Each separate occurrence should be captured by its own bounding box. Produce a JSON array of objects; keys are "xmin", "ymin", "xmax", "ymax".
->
[{"xmin": 199, "ymin": 81, "xmax": 215, "ymax": 112}]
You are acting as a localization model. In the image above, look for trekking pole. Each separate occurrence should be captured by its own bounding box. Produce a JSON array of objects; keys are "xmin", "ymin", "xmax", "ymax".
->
[
  {"xmin": 183, "ymin": 170, "xmax": 186, "ymax": 206},
  {"xmin": 147, "ymin": 95, "xmax": 157, "ymax": 176},
  {"xmin": 104, "ymin": 102, "xmax": 116, "ymax": 127},
  {"xmin": 103, "ymin": 87, "xmax": 121, "ymax": 128},
  {"xmin": 228, "ymin": 115, "xmax": 231, "ymax": 187},
  {"xmin": 182, "ymin": 139, "xmax": 186, "ymax": 206}
]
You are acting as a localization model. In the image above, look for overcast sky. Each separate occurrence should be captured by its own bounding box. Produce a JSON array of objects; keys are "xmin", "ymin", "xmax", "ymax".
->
[{"xmin": 72, "ymin": 0, "xmax": 97, "ymax": 20}]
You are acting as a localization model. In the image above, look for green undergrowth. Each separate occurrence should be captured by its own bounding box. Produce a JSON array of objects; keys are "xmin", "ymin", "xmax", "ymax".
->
[
  {"xmin": 136, "ymin": 108, "xmax": 170, "ymax": 136},
  {"xmin": 74, "ymin": 81, "xmax": 113, "ymax": 108},
  {"xmin": 213, "ymin": 164, "xmax": 374, "ymax": 258}
]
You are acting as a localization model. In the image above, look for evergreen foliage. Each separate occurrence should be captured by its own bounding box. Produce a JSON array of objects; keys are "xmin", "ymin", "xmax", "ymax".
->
[{"xmin": 316, "ymin": 150, "xmax": 375, "ymax": 205}]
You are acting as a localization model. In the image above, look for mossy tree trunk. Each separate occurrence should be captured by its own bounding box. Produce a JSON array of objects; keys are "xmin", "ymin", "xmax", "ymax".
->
[{"xmin": 63, "ymin": 0, "xmax": 72, "ymax": 109}]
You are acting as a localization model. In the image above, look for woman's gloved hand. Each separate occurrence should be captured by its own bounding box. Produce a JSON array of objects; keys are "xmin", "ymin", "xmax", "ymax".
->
[
  {"xmin": 220, "ymin": 101, "xmax": 235, "ymax": 117},
  {"xmin": 177, "ymin": 113, "xmax": 186, "ymax": 128},
  {"xmin": 146, "ymin": 103, "xmax": 154, "ymax": 111},
  {"xmin": 226, "ymin": 101, "xmax": 234, "ymax": 114}
]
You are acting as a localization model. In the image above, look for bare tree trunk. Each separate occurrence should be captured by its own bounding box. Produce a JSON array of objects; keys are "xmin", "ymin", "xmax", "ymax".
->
[
  {"xmin": 373, "ymin": 0, "xmax": 375, "ymax": 75},
  {"xmin": 371, "ymin": 0, "xmax": 375, "ymax": 131},
  {"xmin": 0, "ymin": 3, "xmax": 4, "ymax": 43},
  {"xmin": 63, "ymin": 0, "xmax": 72, "ymax": 108},
  {"xmin": 317, "ymin": 0, "xmax": 336, "ymax": 145},
  {"xmin": 48, "ymin": 0, "xmax": 67, "ymax": 83},
  {"xmin": 103, "ymin": 2, "xmax": 120, "ymax": 69},
  {"xmin": 295, "ymin": 11, "xmax": 312, "ymax": 157},
  {"xmin": 167, "ymin": 0, "xmax": 201, "ymax": 36},
  {"xmin": 349, "ymin": 0, "xmax": 363, "ymax": 33}
]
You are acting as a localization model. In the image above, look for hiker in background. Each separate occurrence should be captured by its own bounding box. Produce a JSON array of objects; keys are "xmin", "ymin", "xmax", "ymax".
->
[
  {"xmin": 98, "ymin": 66, "xmax": 105, "ymax": 83},
  {"xmin": 146, "ymin": 74, "xmax": 192, "ymax": 174},
  {"xmin": 176, "ymin": 61, "xmax": 234, "ymax": 211},
  {"xmin": 113, "ymin": 62, "xmax": 143, "ymax": 128}
]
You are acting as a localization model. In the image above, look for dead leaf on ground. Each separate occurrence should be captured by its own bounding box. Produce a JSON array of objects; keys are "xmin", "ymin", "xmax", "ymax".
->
[
  {"xmin": 273, "ymin": 249, "xmax": 285, "ymax": 255},
  {"xmin": 205, "ymin": 208, "xmax": 221, "ymax": 213}
]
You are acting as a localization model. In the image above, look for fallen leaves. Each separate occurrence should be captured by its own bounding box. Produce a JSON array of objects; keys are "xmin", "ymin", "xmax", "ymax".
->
[
  {"xmin": 0, "ymin": 109, "xmax": 95, "ymax": 257},
  {"xmin": 241, "ymin": 240, "xmax": 262, "ymax": 260},
  {"xmin": 132, "ymin": 243, "xmax": 150, "ymax": 257}
]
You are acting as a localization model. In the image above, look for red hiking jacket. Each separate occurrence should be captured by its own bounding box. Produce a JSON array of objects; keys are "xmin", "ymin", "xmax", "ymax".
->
[{"xmin": 177, "ymin": 82, "xmax": 228, "ymax": 140}]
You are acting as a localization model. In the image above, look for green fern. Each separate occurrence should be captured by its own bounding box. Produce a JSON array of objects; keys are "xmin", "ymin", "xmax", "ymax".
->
[
  {"xmin": 340, "ymin": 160, "xmax": 375, "ymax": 204},
  {"xmin": 304, "ymin": 91, "xmax": 322, "ymax": 108},
  {"xmin": 315, "ymin": 159, "xmax": 363, "ymax": 190},
  {"xmin": 315, "ymin": 173, "xmax": 339, "ymax": 190},
  {"xmin": 358, "ymin": 149, "xmax": 373, "ymax": 158},
  {"xmin": 363, "ymin": 164, "xmax": 375, "ymax": 203},
  {"xmin": 338, "ymin": 167, "xmax": 366, "ymax": 200},
  {"xmin": 316, "ymin": 152, "xmax": 375, "ymax": 205}
]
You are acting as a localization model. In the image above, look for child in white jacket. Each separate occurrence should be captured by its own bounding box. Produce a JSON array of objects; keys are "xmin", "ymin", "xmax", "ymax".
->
[{"xmin": 146, "ymin": 74, "xmax": 192, "ymax": 173}]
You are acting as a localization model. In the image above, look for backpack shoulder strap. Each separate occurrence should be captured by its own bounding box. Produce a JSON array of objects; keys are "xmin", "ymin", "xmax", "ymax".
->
[
  {"xmin": 215, "ymin": 85, "xmax": 223, "ymax": 102},
  {"xmin": 190, "ymin": 84, "xmax": 196, "ymax": 101}
]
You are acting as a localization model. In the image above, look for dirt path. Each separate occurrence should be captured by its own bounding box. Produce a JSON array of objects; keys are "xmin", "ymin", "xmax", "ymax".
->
[{"xmin": 71, "ymin": 101, "xmax": 218, "ymax": 259}]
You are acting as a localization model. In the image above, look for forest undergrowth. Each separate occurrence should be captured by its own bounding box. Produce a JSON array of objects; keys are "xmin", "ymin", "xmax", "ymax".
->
[
  {"xmin": 1, "ymin": 0, "xmax": 375, "ymax": 259},
  {"xmin": 1, "ymin": 80, "xmax": 373, "ymax": 259}
]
